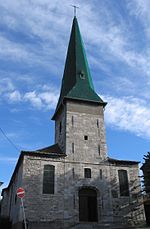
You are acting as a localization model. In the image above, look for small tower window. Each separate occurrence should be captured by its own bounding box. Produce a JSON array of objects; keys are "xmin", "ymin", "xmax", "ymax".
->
[
  {"xmin": 72, "ymin": 143, "xmax": 74, "ymax": 153},
  {"xmin": 100, "ymin": 169, "xmax": 102, "ymax": 179},
  {"xmin": 72, "ymin": 116, "xmax": 74, "ymax": 126},
  {"xmin": 59, "ymin": 121, "xmax": 62, "ymax": 134},
  {"xmin": 98, "ymin": 144, "xmax": 100, "ymax": 155},
  {"xmin": 84, "ymin": 135, "xmax": 88, "ymax": 140},
  {"xmin": 97, "ymin": 119, "xmax": 99, "ymax": 128},
  {"xmin": 72, "ymin": 168, "xmax": 75, "ymax": 179},
  {"xmin": 73, "ymin": 194, "xmax": 75, "ymax": 208},
  {"xmin": 84, "ymin": 168, "xmax": 91, "ymax": 178}
]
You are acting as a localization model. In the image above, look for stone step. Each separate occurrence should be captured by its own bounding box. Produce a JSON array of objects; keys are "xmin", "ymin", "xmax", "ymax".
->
[{"xmin": 68, "ymin": 223, "xmax": 135, "ymax": 229}]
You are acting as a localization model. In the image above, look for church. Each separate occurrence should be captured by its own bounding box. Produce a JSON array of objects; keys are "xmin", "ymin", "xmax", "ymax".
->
[{"xmin": 1, "ymin": 16, "xmax": 145, "ymax": 229}]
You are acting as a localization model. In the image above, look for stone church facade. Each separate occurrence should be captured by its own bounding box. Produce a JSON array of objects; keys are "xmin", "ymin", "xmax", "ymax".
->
[{"xmin": 1, "ymin": 17, "xmax": 145, "ymax": 229}]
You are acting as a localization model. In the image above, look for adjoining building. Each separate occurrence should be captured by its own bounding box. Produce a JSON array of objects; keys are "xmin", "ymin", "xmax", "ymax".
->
[
  {"xmin": 141, "ymin": 153, "xmax": 150, "ymax": 226},
  {"xmin": 1, "ymin": 17, "xmax": 145, "ymax": 229}
]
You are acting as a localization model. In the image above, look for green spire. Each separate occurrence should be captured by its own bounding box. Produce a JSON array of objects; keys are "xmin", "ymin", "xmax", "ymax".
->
[{"xmin": 52, "ymin": 17, "xmax": 106, "ymax": 119}]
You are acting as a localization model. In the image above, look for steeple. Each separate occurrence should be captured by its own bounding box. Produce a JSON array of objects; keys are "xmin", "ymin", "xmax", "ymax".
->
[{"xmin": 52, "ymin": 17, "xmax": 106, "ymax": 119}]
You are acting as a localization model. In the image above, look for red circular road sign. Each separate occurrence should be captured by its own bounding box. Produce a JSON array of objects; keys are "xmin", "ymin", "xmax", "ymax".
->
[{"xmin": 17, "ymin": 187, "xmax": 25, "ymax": 198}]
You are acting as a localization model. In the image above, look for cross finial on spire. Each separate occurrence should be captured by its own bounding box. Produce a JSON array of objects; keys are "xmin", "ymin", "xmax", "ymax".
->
[{"xmin": 71, "ymin": 5, "xmax": 79, "ymax": 17}]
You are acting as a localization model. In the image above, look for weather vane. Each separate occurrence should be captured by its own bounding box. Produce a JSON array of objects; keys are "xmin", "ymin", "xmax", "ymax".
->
[{"xmin": 71, "ymin": 5, "xmax": 79, "ymax": 17}]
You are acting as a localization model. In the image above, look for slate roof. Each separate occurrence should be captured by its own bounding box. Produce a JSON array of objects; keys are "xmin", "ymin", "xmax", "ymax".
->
[
  {"xmin": 21, "ymin": 143, "xmax": 66, "ymax": 158},
  {"xmin": 108, "ymin": 157, "xmax": 139, "ymax": 165},
  {"xmin": 52, "ymin": 17, "xmax": 106, "ymax": 119},
  {"xmin": 37, "ymin": 143, "xmax": 64, "ymax": 155}
]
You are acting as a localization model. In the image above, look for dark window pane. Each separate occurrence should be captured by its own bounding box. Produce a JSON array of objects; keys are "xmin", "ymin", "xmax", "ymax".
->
[
  {"xmin": 118, "ymin": 170, "xmax": 129, "ymax": 196},
  {"xmin": 59, "ymin": 122, "xmax": 62, "ymax": 133},
  {"xmin": 111, "ymin": 190, "xmax": 118, "ymax": 198},
  {"xmin": 84, "ymin": 135, "xmax": 88, "ymax": 140},
  {"xmin": 72, "ymin": 116, "xmax": 74, "ymax": 126},
  {"xmin": 72, "ymin": 168, "xmax": 75, "ymax": 178},
  {"xmin": 72, "ymin": 142, "xmax": 74, "ymax": 153},
  {"xmin": 43, "ymin": 165, "xmax": 55, "ymax": 194},
  {"xmin": 98, "ymin": 145, "xmax": 100, "ymax": 155},
  {"xmin": 97, "ymin": 119, "xmax": 99, "ymax": 128},
  {"xmin": 84, "ymin": 168, "xmax": 91, "ymax": 178},
  {"xmin": 100, "ymin": 169, "xmax": 102, "ymax": 179}
]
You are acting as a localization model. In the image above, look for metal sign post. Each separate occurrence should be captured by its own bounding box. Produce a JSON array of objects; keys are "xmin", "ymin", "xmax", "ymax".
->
[
  {"xmin": 21, "ymin": 197, "xmax": 27, "ymax": 229},
  {"xmin": 16, "ymin": 187, "xmax": 27, "ymax": 229}
]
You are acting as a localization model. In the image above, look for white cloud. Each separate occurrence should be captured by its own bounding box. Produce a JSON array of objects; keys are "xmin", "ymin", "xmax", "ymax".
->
[
  {"xmin": 0, "ymin": 0, "xmax": 150, "ymax": 79},
  {"xmin": 24, "ymin": 91, "xmax": 43, "ymax": 109},
  {"xmin": 0, "ymin": 77, "xmax": 58, "ymax": 110},
  {"xmin": 23, "ymin": 86, "xmax": 58, "ymax": 110},
  {"xmin": 0, "ymin": 34, "xmax": 58, "ymax": 71},
  {"xmin": 127, "ymin": 0, "xmax": 150, "ymax": 37},
  {"xmin": 0, "ymin": 0, "xmax": 69, "ymax": 68},
  {"xmin": 0, "ymin": 0, "xmax": 150, "ymax": 141},
  {"xmin": 0, "ymin": 78, "xmax": 15, "ymax": 94},
  {"xmin": 104, "ymin": 95, "xmax": 150, "ymax": 139},
  {"xmin": 0, "ymin": 35, "xmax": 29, "ymax": 60},
  {"xmin": 7, "ymin": 90, "xmax": 21, "ymax": 102},
  {"xmin": 39, "ymin": 92, "xmax": 58, "ymax": 109}
]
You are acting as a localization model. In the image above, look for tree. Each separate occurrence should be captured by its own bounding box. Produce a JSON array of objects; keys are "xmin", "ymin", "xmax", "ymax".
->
[{"xmin": 141, "ymin": 152, "xmax": 150, "ymax": 194}]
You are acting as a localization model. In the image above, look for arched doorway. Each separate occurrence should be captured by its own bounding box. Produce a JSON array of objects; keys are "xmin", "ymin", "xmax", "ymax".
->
[{"xmin": 79, "ymin": 188, "xmax": 98, "ymax": 222}]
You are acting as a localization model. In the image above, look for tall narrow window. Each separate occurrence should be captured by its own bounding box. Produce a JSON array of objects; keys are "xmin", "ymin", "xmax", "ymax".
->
[
  {"xmin": 118, "ymin": 170, "xmax": 129, "ymax": 196},
  {"xmin": 72, "ymin": 116, "xmax": 74, "ymax": 127},
  {"xmin": 72, "ymin": 168, "xmax": 75, "ymax": 179},
  {"xmin": 100, "ymin": 169, "xmax": 102, "ymax": 179},
  {"xmin": 97, "ymin": 119, "xmax": 99, "ymax": 128},
  {"xmin": 72, "ymin": 143, "xmax": 74, "ymax": 153},
  {"xmin": 43, "ymin": 165, "xmax": 55, "ymax": 194},
  {"xmin": 84, "ymin": 168, "xmax": 91, "ymax": 178},
  {"xmin": 98, "ymin": 144, "xmax": 100, "ymax": 156},
  {"xmin": 73, "ymin": 194, "xmax": 75, "ymax": 208},
  {"xmin": 59, "ymin": 122, "xmax": 62, "ymax": 134}
]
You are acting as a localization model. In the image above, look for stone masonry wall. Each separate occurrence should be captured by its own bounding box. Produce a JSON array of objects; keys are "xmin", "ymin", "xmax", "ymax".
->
[
  {"xmin": 55, "ymin": 106, "xmax": 66, "ymax": 152},
  {"xmin": 65, "ymin": 100, "xmax": 107, "ymax": 162},
  {"xmin": 1, "ymin": 162, "xmax": 23, "ymax": 224},
  {"xmin": 22, "ymin": 155, "xmax": 113, "ymax": 226},
  {"xmin": 21, "ymin": 155, "xmax": 145, "ymax": 228},
  {"xmin": 109, "ymin": 163, "xmax": 145, "ymax": 225},
  {"xmin": 22, "ymin": 155, "xmax": 65, "ymax": 223}
]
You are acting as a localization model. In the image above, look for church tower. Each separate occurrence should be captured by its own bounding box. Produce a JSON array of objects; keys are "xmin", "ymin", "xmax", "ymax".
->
[{"xmin": 52, "ymin": 17, "xmax": 107, "ymax": 162}]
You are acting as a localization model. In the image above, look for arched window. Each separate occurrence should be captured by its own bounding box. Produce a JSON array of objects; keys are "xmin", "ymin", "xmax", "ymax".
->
[
  {"xmin": 118, "ymin": 170, "xmax": 129, "ymax": 196},
  {"xmin": 43, "ymin": 165, "xmax": 55, "ymax": 194}
]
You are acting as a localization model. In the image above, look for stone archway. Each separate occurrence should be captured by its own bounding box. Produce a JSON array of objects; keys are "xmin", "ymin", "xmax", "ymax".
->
[{"xmin": 79, "ymin": 188, "xmax": 98, "ymax": 222}]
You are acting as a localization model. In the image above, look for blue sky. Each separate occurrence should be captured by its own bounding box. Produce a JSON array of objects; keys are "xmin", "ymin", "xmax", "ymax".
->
[{"xmin": 0, "ymin": 0, "xmax": 150, "ymax": 192}]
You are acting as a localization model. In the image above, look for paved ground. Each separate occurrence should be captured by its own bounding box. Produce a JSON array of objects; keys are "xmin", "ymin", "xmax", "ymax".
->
[{"xmin": 135, "ymin": 227, "xmax": 150, "ymax": 229}]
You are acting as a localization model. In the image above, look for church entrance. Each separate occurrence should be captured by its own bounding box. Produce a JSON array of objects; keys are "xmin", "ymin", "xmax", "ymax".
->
[{"xmin": 79, "ymin": 188, "xmax": 98, "ymax": 222}]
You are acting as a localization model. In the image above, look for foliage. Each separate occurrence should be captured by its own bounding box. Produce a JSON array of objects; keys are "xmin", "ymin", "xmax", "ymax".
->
[{"xmin": 142, "ymin": 152, "xmax": 150, "ymax": 194}]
